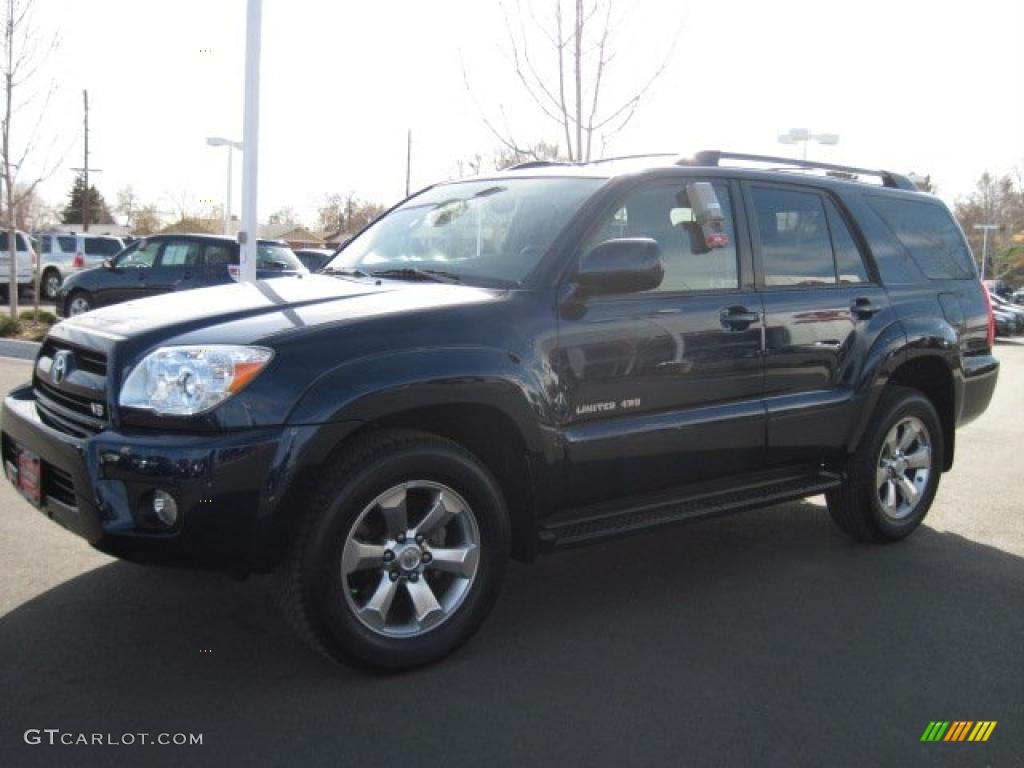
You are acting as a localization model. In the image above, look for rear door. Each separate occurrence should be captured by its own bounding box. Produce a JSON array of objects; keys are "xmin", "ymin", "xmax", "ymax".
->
[
  {"xmin": 199, "ymin": 241, "xmax": 236, "ymax": 286},
  {"xmin": 554, "ymin": 177, "xmax": 765, "ymax": 506},
  {"xmin": 145, "ymin": 238, "xmax": 203, "ymax": 296},
  {"xmin": 746, "ymin": 183, "xmax": 891, "ymax": 467}
]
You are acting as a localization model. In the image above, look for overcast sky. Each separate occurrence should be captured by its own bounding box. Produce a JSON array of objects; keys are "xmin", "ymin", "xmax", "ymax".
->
[{"xmin": 16, "ymin": 0, "xmax": 1024, "ymax": 227}]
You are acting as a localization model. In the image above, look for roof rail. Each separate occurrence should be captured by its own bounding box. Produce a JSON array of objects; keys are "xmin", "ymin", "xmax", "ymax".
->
[
  {"xmin": 506, "ymin": 153, "xmax": 676, "ymax": 171},
  {"xmin": 681, "ymin": 150, "xmax": 918, "ymax": 191},
  {"xmin": 505, "ymin": 160, "xmax": 571, "ymax": 170}
]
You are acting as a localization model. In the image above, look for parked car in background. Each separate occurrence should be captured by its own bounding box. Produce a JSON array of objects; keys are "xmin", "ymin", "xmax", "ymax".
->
[
  {"xmin": 34, "ymin": 232, "xmax": 126, "ymax": 300},
  {"xmin": 0, "ymin": 230, "xmax": 37, "ymax": 299},
  {"xmin": 1010, "ymin": 288, "xmax": 1024, "ymax": 305},
  {"xmin": 992, "ymin": 306, "xmax": 1019, "ymax": 336},
  {"xmin": 986, "ymin": 290, "xmax": 1024, "ymax": 335},
  {"xmin": 55, "ymin": 234, "xmax": 308, "ymax": 316},
  {"xmin": 294, "ymin": 247, "xmax": 335, "ymax": 272},
  {"xmin": 983, "ymin": 279, "xmax": 1012, "ymax": 299}
]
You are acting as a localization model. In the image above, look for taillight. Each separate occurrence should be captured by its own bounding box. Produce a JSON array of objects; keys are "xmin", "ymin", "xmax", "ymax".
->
[
  {"xmin": 72, "ymin": 252, "xmax": 84, "ymax": 268},
  {"xmin": 981, "ymin": 282, "xmax": 995, "ymax": 348}
]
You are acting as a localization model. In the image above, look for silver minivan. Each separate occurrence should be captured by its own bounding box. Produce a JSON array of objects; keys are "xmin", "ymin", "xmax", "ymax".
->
[{"xmin": 35, "ymin": 232, "xmax": 126, "ymax": 300}]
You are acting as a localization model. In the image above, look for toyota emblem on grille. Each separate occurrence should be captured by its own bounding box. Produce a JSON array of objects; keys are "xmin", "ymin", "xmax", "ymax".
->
[{"xmin": 52, "ymin": 350, "xmax": 71, "ymax": 385}]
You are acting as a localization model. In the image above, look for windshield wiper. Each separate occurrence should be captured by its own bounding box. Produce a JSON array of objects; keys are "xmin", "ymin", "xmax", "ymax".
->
[
  {"xmin": 369, "ymin": 268, "xmax": 462, "ymax": 284},
  {"xmin": 321, "ymin": 267, "xmax": 370, "ymax": 278}
]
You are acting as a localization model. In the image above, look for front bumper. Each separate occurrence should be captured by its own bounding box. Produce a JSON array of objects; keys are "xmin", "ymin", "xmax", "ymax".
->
[{"xmin": 1, "ymin": 384, "xmax": 325, "ymax": 572}]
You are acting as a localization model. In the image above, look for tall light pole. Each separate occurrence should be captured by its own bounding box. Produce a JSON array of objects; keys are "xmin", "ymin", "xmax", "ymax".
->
[
  {"xmin": 778, "ymin": 128, "xmax": 840, "ymax": 160},
  {"xmin": 973, "ymin": 223, "xmax": 999, "ymax": 280},
  {"xmin": 206, "ymin": 137, "xmax": 242, "ymax": 235},
  {"xmin": 239, "ymin": 0, "xmax": 262, "ymax": 284}
]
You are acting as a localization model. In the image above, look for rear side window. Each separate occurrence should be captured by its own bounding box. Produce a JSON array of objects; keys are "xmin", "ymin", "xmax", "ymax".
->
[
  {"xmin": 84, "ymin": 238, "xmax": 122, "ymax": 256},
  {"xmin": 57, "ymin": 236, "xmax": 76, "ymax": 252},
  {"xmin": 825, "ymin": 200, "xmax": 869, "ymax": 284},
  {"xmin": 866, "ymin": 196, "xmax": 974, "ymax": 280},
  {"xmin": 751, "ymin": 187, "xmax": 835, "ymax": 287},
  {"xmin": 160, "ymin": 241, "xmax": 201, "ymax": 267},
  {"xmin": 204, "ymin": 244, "xmax": 234, "ymax": 267},
  {"xmin": 15, "ymin": 234, "xmax": 28, "ymax": 251},
  {"xmin": 40, "ymin": 235, "xmax": 52, "ymax": 252}
]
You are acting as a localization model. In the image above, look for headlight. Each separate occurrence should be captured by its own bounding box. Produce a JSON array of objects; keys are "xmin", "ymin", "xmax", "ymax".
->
[{"xmin": 119, "ymin": 345, "xmax": 274, "ymax": 416}]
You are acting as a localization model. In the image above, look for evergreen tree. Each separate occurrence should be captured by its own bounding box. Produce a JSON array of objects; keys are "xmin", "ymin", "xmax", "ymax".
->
[{"xmin": 60, "ymin": 173, "xmax": 115, "ymax": 225}]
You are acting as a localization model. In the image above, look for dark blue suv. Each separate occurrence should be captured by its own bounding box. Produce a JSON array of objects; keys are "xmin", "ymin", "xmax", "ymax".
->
[{"xmin": 55, "ymin": 234, "xmax": 307, "ymax": 316}]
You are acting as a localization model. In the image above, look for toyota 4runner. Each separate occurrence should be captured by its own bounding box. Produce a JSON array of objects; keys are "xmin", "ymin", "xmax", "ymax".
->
[{"xmin": 1, "ymin": 151, "xmax": 1000, "ymax": 669}]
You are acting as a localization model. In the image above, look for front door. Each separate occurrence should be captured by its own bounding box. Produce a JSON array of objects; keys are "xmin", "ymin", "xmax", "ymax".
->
[
  {"xmin": 554, "ymin": 178, "xmax": 765, "ymax": 507},
  {"xmin": 103, "ymin": 238, "xmax": 163, "ymax": 306},
  {"xmin": 745, "ymin": 183, "xmax": 892, "ymax": 467}
]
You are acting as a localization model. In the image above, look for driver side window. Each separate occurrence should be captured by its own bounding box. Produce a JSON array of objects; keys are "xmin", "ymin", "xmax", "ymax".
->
[
  {"xmin": 118, "ymin": 240, "xmax": 160, "ymax": 269},
  {"xmin": 582, "ymin": 181, "xmax": 739, "ymax": 294}
]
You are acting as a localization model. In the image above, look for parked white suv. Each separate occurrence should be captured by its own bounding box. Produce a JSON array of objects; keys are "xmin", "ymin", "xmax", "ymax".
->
[
  {"xmin": 0, "ymin": 229, "xmax": 36, "ymax": 299},
  {"xmin": 35, "ymin": 232, "xmax": 126, "ymax": 300}
]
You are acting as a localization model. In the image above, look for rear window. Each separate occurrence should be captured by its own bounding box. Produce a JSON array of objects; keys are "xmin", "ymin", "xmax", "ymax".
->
[
  {"xmin": 83, "ymin": 238, "xmax": 123, "ymax": 256},
  {"xmin": 866, "ymin": 196, "xmax": 975, "ymax": 280}
]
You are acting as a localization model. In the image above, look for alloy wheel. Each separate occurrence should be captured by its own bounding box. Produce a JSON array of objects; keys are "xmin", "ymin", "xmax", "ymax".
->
[
  {"xmin": 876, "ymin": 416, "xmax": 931, "ymax": 520},
  {"xmin": 341, "ymin": 481, "xmax": 480, "ymax": 638}
]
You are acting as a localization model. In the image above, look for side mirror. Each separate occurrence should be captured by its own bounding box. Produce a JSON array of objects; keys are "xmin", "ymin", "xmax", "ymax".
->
[
  {"xmin": 575, "ymin": 237, "xmax": 663, "ymax": 297},
  {"xmin": 102, "ymin": 258, "xmax": 114, "ymax": 270}
]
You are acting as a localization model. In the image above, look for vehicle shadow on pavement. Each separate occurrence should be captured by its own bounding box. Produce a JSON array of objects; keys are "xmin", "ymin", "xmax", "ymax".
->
[{"xmin": 1, "ymin": 499, "xmax": 1021, "ymax": 768}]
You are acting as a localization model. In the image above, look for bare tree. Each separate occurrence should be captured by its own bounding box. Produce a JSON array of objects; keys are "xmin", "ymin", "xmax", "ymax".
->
[
  {"xmin": 266, "ymin": 206, "xmax": 300, "ymax": 228},
  {"xmin": 2, "ymin": 0, "xmax": 59, "ymax": 317},
  {"xmin": 466, "ymin": 0, "xmax": 679, "ymax": 163},
  {"xmin": 116, "ymin": 185, "xmax": 139, "ymax": 229}
]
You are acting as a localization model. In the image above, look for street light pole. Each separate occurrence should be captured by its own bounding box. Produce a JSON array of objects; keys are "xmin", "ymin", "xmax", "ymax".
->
[
  {"xmin": 239, "ymin": 0, "xmax": 262, "ymax": 284},
  {"xmin": 206, "ymin": 137, "xmax": 243, "ymax": 235},
  {"xmin": 973, "ymin": 223, "xmax": 999, "ymax": 280}
]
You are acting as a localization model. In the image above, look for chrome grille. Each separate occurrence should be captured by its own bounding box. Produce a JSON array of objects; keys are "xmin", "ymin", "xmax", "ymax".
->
[{"xmin": 33, "ymin": 339, "xmax": 109, "ymax": 437}]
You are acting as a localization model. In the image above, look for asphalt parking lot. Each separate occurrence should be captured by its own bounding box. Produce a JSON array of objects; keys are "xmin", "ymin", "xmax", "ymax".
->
[{"xmin": 0, "ymin": 342, "xmax": 1021, "ymax": 768}]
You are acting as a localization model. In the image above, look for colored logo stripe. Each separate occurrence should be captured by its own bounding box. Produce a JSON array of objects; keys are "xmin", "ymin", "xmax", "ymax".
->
[{"xmin": 921, "ymin": 721, "xmax": 996, "ymax": 742}]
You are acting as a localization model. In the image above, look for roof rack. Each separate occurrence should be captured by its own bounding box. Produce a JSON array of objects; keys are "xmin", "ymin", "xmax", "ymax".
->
[{"xmin": 680, "ymin": 150, "xmax": 918, "ymax": 191}]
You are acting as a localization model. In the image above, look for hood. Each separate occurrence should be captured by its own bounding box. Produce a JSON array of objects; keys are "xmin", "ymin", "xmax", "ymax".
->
[{"xmin": 52, "ymin": 274, "xmax": 499, "ymax": 346}]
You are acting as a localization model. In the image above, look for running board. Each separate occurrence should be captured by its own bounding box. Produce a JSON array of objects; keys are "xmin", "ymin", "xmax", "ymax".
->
[{"xmin": 538, "ymin": 472, "xmax": 842, "ymax": 550}]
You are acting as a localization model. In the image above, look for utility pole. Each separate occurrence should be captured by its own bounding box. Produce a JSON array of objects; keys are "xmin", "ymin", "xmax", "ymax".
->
[
  {"xmin": 70, "ymin": 90, "xmax": 102, "ymax": 233},
  {"xmin": 405, "ymin": 129, "xmax": 412, "ymax": 197}
]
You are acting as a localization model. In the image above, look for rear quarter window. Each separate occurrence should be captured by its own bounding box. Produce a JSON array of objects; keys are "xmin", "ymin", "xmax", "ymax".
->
[
  {"xmin": 866, "ymin": 196, "xmax": 975, "ymax": 280},
  {"xmin": 84, "ymin": 238, "xmax": 123, "ymax": 256}
]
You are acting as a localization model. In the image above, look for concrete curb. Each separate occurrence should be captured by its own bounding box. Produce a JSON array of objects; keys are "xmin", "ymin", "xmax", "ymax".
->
[{"xmin": 0, "ymin": 338, "xmax": 40, "ymax": 361}]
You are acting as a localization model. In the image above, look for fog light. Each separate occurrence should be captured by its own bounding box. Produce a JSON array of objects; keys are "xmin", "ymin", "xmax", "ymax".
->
[{"xmin": 152, "ymin": 490, "xmax": 179, "ymax": 527}]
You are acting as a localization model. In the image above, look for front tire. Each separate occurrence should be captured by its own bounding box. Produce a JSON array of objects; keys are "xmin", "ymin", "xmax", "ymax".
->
[
  {"xmin": 278, "ymin": 429, "xmax": 510, "ymax": 670},
  {"xmin": 67, "ymin": 290, "xmax": 93, "ymax": 316},
  {"xmin": 827, "ymin": 385, "xmax": 943, "ymax": 542}
]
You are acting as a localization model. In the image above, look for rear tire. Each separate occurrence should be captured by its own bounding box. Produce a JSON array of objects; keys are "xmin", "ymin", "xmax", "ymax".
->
[
  {"xmin": 827, "ymin": 385, "xmax": 943, "ymax": 542},
  {"xmin": 277, "ymin": 429, "xmax": 510, "ymax": 670},
  {"xmin": 42, "ymin": 269, "xmax": 61, "ymax": 300}
]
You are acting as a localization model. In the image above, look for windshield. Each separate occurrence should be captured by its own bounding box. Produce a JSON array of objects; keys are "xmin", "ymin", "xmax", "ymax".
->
[
  {"xmin": 257, "ymin": 243, "xmax": 307, "ymax": 272},
  {"xmin": 327, "ymin": 177, "xmax": 604, "ymax": 285}
]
